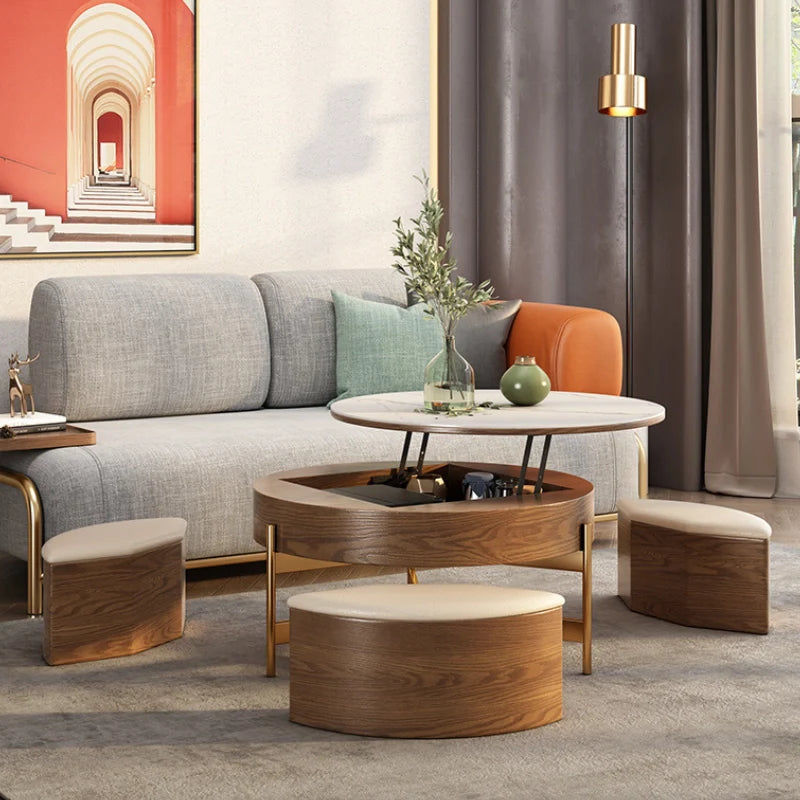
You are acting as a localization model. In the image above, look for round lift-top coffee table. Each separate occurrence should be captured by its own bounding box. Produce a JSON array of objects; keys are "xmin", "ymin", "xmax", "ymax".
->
[{"xmin": 254, "ymin": 390, "xmax": 665, "ymax": 678}]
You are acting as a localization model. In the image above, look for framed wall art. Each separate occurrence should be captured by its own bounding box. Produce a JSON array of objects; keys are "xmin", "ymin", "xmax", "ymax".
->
[{"xmin": 0, "ymin": 0, "xmax": 196, "ymax": 258}]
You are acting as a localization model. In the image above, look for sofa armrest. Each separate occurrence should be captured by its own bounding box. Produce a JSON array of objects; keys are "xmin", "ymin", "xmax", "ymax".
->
[{"xmin": 505, "ymin": 302, "xmax": 622, "ymax": 395}]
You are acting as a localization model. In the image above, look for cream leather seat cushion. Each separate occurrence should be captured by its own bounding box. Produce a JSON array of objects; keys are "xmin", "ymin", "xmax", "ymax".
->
[
  {"xmin": 618, "ymin": 498, "xmax": 771, "ymax": 540},
  {"xmin": 41, "ymin": 518, "xmax": 186, "ymax": 565},
  {"xmin": 288, "ymin": 583, "xmax": 565, "ymax": 621}
]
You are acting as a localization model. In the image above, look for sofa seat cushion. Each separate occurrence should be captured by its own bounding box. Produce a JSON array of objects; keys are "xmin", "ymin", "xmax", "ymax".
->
[{"xmin": 0, "ymin": 409, "xmax": 642, "ymax": 562}]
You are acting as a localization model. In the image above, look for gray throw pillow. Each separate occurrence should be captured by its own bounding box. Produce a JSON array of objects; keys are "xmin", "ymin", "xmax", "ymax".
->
[
  {"xmin": 456, "ymin": 299, "xmax": 522, "ymax": 388},
  {"xmin": 331, "ymin": 292, "xmax": 522, "ymax": 401}
]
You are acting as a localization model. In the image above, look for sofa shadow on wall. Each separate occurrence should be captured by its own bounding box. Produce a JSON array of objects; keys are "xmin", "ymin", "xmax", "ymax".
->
[
  {"xmin": 293, "ymin": 81, "xmax": 428, "ymax": 181},
  {"xmin": 295, "ymin": 83, "xmax": 377, "ymax": 178}
]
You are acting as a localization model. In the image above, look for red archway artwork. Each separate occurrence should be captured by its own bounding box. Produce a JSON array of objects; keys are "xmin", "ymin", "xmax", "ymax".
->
[
  {"xmin": 0, "ymin": 0, "xmax": 196, "ymax": 256},
  {"xmin": 97, "ymin": 112, "xmax": 124, "ymax": 172}
]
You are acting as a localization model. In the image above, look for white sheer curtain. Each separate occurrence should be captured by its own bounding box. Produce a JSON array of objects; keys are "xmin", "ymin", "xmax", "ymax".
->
[
  {"xmin": 757, "ymin": 0, "xmax": 800, "ymax": 497},
  {"xmin": 705, "ymin": 0, "xmax": 776, "ymax": 497},
  {"xmin": 704, "ymin": 0, "xmax": 800, "ymax": 497}
]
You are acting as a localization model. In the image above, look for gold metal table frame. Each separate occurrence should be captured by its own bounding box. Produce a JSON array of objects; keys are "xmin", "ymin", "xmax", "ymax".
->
[
  {"xmin": 261, "ymin": 520, "xmax": 595, "ymax": 678},
  {"xmin": 254, "ymin": 461, "xmax": 597, "ymax": 678}
]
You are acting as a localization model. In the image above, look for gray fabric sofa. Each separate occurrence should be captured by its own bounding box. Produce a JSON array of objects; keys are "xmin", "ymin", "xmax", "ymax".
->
[{"xmin": 0, "ymin": 270, "xmax": 643, "ymax": 594}]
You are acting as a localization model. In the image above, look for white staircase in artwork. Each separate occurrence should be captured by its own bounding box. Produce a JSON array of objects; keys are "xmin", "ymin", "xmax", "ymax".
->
[
  {"xmin": 67, "ymin": 175, "xmax": 156, "ymax": 221},
  {"xmin": 0, "ymin": 185, "xmax": 194, "ymax": 253},
  {"xmin": 0, "ymin": 196, "xmax": 62, "ymax": 253}
]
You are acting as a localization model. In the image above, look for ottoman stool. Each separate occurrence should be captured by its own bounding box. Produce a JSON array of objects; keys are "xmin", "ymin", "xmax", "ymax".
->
[
  {"xmin": 42, "ymin": 518, "xmax": 187, "ymax": 665},
  {"xmin": 617, "ymin": 499, "xmax": 770, "ymax": 634},
  {"xmin": 288, "ymin": 583, "xmax": 565, "ymax": 738}
]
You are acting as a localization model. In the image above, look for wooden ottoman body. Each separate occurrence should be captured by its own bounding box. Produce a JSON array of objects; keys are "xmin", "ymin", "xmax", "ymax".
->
[
  {"xmin": 288, "ymin": 583, "xmax": 565, "ymax": 738},
  {"xmin": 42, "ymin": 518, "xmax": 186, "ymax": 665},
  {"xmin": 617, "ymin": 499, "xmax": 770, "ymax": 634}
]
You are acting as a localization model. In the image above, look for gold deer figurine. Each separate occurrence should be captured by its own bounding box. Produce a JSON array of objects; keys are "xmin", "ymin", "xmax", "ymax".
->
[{"xmin": 8, "ymin": 352, "xmax": 40, "ymax": 417}]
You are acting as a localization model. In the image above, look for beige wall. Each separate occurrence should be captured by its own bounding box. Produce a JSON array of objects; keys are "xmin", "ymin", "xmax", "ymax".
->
[{"xmin": 1, "ymin": 0, "xmax": 430, "ymax": 408}]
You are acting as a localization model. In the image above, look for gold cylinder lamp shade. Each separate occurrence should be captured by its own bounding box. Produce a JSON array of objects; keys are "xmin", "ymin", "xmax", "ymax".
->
[{"xmin": 598, "ymin": 23, "xmax": 646, "ymax": 116}]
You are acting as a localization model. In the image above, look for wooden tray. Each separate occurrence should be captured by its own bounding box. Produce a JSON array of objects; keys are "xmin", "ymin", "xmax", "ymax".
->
[{"xmin": 0, "ymin": 424, "xmax": 96, "ymax": 452}]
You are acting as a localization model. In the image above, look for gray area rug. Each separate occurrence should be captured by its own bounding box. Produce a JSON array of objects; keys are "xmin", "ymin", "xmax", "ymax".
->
[{"xmin": 1, "ymin": 546, "xmax": 798, "ymax": 800}]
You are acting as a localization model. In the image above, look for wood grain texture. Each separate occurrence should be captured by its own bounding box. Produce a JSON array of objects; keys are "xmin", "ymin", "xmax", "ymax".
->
[
  {"xmin": 618, "ymin": 521, "xmax": 769, "ymax": 634},
  {"xmin": 0, "ymin": 425, "xmax": 96, "ymax": 452},
  {"xmin": 254, "ymin": 461, "xmax": 593, "ymax": 567},
  {"xmin": 617, "ymin": 511, "xmax": 632, "ymax": 606},
  {"xmin": 289, "ymin": 606, "xmax": 563, "ymax": 738},
  {"xmin": 43, "ymin": 541, "xmax": 185, "ymax": 665}
]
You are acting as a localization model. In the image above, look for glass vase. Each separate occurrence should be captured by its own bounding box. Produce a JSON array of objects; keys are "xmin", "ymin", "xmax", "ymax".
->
[{"xmin": 423, "ymin": 335, "xmax": 475, "ymax": 412}]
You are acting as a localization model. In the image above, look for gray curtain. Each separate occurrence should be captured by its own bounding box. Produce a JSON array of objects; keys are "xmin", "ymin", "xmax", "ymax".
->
[
  {"xmin": 439, "ymin": 0, "xmax": 791, "ymax": 495},
  {"xmin": 439, "ymin": 0, "xmax": 705, "ymax": 491},
  {"xmin": 703, "ymin": 0, "xmax": 777, "ymax": 496}
]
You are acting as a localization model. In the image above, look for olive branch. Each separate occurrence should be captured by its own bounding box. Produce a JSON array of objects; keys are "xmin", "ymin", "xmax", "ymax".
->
[{"xmin": 391, "ymin": 172, "xmax": 496, "ymax": 337}]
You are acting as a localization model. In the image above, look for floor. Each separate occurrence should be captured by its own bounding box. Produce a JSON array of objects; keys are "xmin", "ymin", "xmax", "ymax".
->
[{"xmin": 1, "ymin": 487, "xmax": 797, "ymax": 622}]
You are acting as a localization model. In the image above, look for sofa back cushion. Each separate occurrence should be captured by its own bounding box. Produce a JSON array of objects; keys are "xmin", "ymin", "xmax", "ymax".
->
[
  {"xmin": 252, "ymin": 269, "xmax": 408, "ymax": 407},
  {"xmin": 28, "ymin": 274, "xmax": 271, "ymax": 421}
]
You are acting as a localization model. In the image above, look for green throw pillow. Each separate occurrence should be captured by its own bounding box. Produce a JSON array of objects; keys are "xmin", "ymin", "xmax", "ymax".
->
[{"xmin": 331, "ymin": 291, "xmax": 441, "ymax": 403}]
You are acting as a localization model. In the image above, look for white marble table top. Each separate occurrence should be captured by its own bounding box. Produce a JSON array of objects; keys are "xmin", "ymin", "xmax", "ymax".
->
[{"xmin": 330, "ymin": 390, "xmax": 665, "ymax": 436}]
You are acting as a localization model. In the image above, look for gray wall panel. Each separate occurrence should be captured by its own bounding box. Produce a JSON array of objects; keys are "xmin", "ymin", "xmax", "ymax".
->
[
  {"xmin": 440, "ymin": 0, "xmax": 705, "ymax": 489},
  {"xmin": 437, "ymin": 0, "xmax": 479, "ymax": 283},
  {"xmin": 478, "ymin": 0, "xmax": 569, "ymax": 303}
]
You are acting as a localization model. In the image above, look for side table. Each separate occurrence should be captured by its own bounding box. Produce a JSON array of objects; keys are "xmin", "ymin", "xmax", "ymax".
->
[{"xmin": 0, "ymin": 425, "xmax": 97, "ymax": 616}]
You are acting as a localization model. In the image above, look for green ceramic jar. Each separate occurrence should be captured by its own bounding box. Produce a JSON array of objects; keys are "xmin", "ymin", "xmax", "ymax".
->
[{"xmin": 500, "ymin": 356, "xmax": 551, "ymax": 406}]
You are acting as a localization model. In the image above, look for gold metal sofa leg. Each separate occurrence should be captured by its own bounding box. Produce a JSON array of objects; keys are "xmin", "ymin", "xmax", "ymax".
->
[
  {"xmin": 266, "ymin": 523, "xmax": 277, "ymax": 677},
  {"xmin": 634, "ymin": 431, "xmax": 648, "ymax": 499},
  {"xmin": 0, "ymin": 466, "xmax": 43, "ymax": 617},
  {"xmin": 592, "ymin": 431, "xmax": 649, "ymax": 525}
]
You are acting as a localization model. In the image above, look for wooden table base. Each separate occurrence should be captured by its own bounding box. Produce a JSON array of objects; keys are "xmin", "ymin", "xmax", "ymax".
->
[
  {"xmin": 289, "ymin": 605, "xmax": 564, "ymax": 738},
  {"xmin": 255, "ymin": 461, "xmax": 595, "ymax": 677}
]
